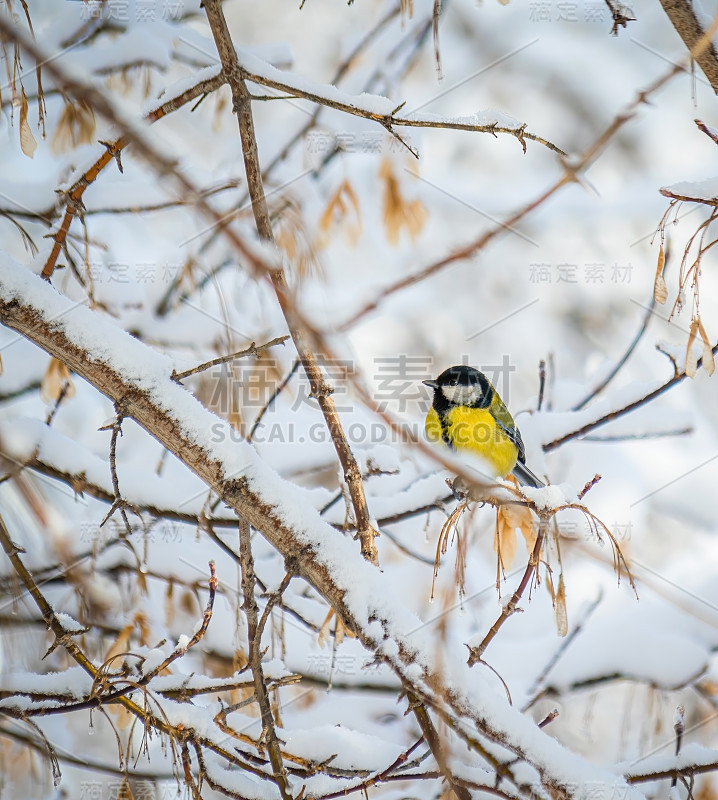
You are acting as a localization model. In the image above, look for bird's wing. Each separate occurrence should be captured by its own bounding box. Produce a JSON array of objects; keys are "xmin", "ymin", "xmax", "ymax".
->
[
  {"xmin": 491, "ymin": 390, "xmax": 544, "ymax": 487},
  {"xmin": 490, "ymin": 390, "xmax": 526, "ymax": 463},
  {"xmin": 495, "ymin": 419, "xmax": 526, "ymax": 464}
]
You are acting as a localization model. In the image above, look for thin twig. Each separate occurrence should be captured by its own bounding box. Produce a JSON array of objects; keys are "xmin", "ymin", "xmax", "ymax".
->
[
  {"xmin": 0, "ymin": 226, "xmax": 651, "ymax": 800},
  {"xmin": 257, "ymin": 571, "xmax": 292, "ymax": 643},
  {"xmin": 468, "ymin": 513, "xmax": 549, "ymax": 665},
  {"xmin": 0, "ymin": 512, "xmax": 100, "ymax": 676},
  {"xmin": 317, "ymin": 736, "xmax": 427, "ymax": 800},
  {"xmin": 249, "ymin": 358, "xmax": 300, "ymax": 441},
  {"xmin": 538, "ymin": 710, "xmax": 559, "ymax": 728},
  {"xmin": 578, "ymin": 474, "xmax": 602, "ymax": 500},
  {"xmin": 523, "ymin": 590, "xmax": 604, "ymax": 710},
  {"xmin": 79, "ymin": 179, "xmax": 243, "ymax": 215},
  {"xmin": 0, "ymin": 526, "xmax": 279, "ymax": 781},
  {"xmin": 44, "ymin": 379, "xmax": 71, "ymax": 426},
  {"xmin": 191, "ymin": 2, "xmax": 415, "ymax": 266},
  {"xmin": 16, "ymin": 562, "xmax": 218, "ymax": 717},
  {"xmin": 536, "ymin": 359, "xmax": 546, "ymax": 412},
  {"xmin": 544, "ymin": 339, "xmax": 718, "ymax": 451},
  {"xmin": 571, "ymin": 295, "xmax": 656, "ymax": 411},
  {"xmin": 335, "ymin": 30, "xmax": 718, "ymax": 332},
  {"xmin": 98, "ymin": 406, "xmax": 133, "ymax": 536},
  {"xmin": 582, "ymin": 428, "xmax": 693, "ymax": 441},
  {"xmin": 238, "ymin": 518, "xmax": 291, "ymax": 800},
  {"xmin": 39, "ymin": 71, "xmax": 225, "ymax": 281},
  {"xmin": 0, "ymin": 20, "xmax": 272, "ymax": 284},
  {"xmin": 0, "ymin": 723, "xmax": 174, "ymax": 780},
  {"xmin": 236, "ymin": 64, "xmax": 564, "ymax": 156},
  {"xmin": 171, "ymin": 335, "xmax": 290, "ymax": 382},
  {"xmin": 695, "ymin": 117, "xmax": 718, "ymax": 145}
]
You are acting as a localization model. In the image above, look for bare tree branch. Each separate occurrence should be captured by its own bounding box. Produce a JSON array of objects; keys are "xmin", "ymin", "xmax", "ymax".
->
[
  {"xmin": 0, "ymin": 263, "xmax": 640, "ymax": 800},
  {"xmin": 659, "ymin": 0, "xmax": 718, "ymax": 93},
  {"xmin": 238, "ymin": 518, "xmax": 291, "ymax": 799},
  {"xmin": 202, "ymin": 0, "xmax": 380, "ymax": 567}
]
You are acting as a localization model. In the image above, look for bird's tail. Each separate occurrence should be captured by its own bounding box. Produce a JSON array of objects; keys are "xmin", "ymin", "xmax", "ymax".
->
[{"xmin": 512, "ymin": 460, "xmax": 544, "ymax": 488}]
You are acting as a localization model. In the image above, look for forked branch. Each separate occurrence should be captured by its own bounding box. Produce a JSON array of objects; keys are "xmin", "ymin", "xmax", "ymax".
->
[{"xmin": 202, "ymin": 0, "xmax": 380, "ymax": 566}]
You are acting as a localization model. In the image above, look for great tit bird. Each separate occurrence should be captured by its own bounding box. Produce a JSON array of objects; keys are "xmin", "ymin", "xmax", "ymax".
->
[{"xmin": 423, "ymin": 365, "xmax": 544, "ymax": 487}]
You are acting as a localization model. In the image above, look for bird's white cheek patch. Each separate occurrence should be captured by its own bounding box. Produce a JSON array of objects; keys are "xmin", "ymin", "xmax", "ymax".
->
[{"xmin": 441, "ymin": 385, "xmax": 482, "ymax": 405}]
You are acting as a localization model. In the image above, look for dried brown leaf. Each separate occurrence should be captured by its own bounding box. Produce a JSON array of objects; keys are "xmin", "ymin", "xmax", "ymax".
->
[
  {"xmin": 213, "ymin": 92, "xmax": 228, "ymax": 132},
  {"xmin": 164, "ymin": 580, "xmax": 175, "ymax": 628},
  {"xmin": 271, "ymin": 688, "xmax": 284, "ymax": 729},
  {"xmin": 686, "ymin": 318, "xmax": 700, "ymax": 378},
  {"xmin": 495, "ymin": 503, "xmax": 536, "ymax": 569},
  {"xmin": 19, "ymin": 86, "xmax": 37, "ymax": 158},
  {"xmin": 432, "ymin": 501, "xmax": 467, "ymax": 601},
  {"xmin": 117, "ymin": 776, "xmax": 134, "ymax": 800},
  {"xmin": 135, "ymin": 609, "xmax": 151, "ymax": 646},
  {"xmin": 317, "ymin": 179, "xmax": 362, "ymax": 248},
  {"xmin": 292, "ymin": 685, "xmax": 317, "ymax": 710},
  {"xmin": 40, "ymin": 358, "xmax": 76, "ymax": 404},
  {"xmin": 276, "ymin": 204, "xmax": 323, "ymax": 281},
  {"xmin": 104, "ymin": 611, "xmax": 151, "ymax": 663},
  {"xmin": 698, "ymin": 317, "xmax": 715, "ymax": 376},
  {"xmin": 554, "ymin": 574, "xmax": 568, "ymax": 637},
  {"xmin": 317, "ymin": 608, "xmax": 355, "ymax": 648},
  {"xmin": 0, "ymin": 737, "xmax": 37, "ymax": 784},
  {"xmin": 111, "ymin": 703, "xmax": 135, "ymax": 730},
  {"xmin": 654, "ymin": 245, "xmax": 667, "ymax": 304},
  {"xmin": 380, "ymin": 159, "xmax": 427, "ymax": 246},
  {"xmin": 495, "ymin": 506, "xmax": 518, "ymax": 569},
  {"xmin": 180, "ymin": 588, "xmax": 197, "ymax": 616},
  {"xmin": 51, "ymin": 98, "xmax": 96, "ymax": 155},
  {"xmin": 318, "ymin": 608, "xmax": 334, "ymax": 648},
  {"xmin": 335, "ymin": 615, "xmax": 346, "ymax": 646},
  {"xmin": 695, "ymin": 777, "xmax": 718, "ymax": 800},
  {"xmin": 104, "ymin": 621, "xmax": 134, "ymax": 664}
]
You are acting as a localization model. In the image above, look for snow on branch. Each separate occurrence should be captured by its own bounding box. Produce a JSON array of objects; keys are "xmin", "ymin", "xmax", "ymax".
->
[
  {"xmin": 0, "ymin": 260, "xmax": 643, "ymax": 800},
  {"xmin": 236, "ymin": 48, "xmax": 565, "ymax": 156}
]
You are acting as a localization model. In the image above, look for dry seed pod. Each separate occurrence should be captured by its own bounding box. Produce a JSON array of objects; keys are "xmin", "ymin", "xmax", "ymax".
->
[
  {"xmin": 41, "ymin": 358, "xmax": 76, "ymax": 403},
  {"xmin": 19, "ymin": 86, "xmax": 37, "ymax": 158},
  {"xmin": 698, "ymin": 317, "xmax": 715, "ymax": 376},
  {"xmin": 685, "ymin": 318, "xmax": 700, "ymax": 378},
  {"xmin": 654, "ymin": 245, "xmax": 667, "ymax": 304}
]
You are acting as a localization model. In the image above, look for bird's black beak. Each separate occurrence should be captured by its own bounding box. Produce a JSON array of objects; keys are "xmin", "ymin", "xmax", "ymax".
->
[{"xmin": 422, "ymin": 379, "xmax": 439, "ymax": 390}]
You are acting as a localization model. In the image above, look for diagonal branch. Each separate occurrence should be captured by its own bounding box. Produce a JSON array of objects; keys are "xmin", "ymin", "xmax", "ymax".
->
[
  {"xmin": 336, "ymin": 16, "xmax": 718, "ymax": 332},
  {"xmin": 40, "ymin": 68, "xmax": 225, "ymax": 281},
  {"xmin": 238, "ymin": 518, "xmax": 291, "ymax": 800},
  {"xmin": 202, "ymin": 0, "xmax": 380, "ymax": 567},
  {"xmin": 468, "ymin": 513, "xmax": 549, "ymax": 665},
  {"xmin": 0, "ymin": 18, "xmax": 272, "ymax": 282},
  {"xmin": 0, "ymin": 513, "xmax": 275, "ymax": 781},
  {"xmin": 659, "ymin": 0, "xmax": 718, "ymax": 93},
  {"xmin": 543, "ymin": 339, "xmax": 718, "ymax": 451},
  {"xmin": 0, "ymin": 261, "xmax": 643, "ymax": 800},
  {"xmin": 171, "ymin": 335, "xmax": 290, "ymax": 382}
]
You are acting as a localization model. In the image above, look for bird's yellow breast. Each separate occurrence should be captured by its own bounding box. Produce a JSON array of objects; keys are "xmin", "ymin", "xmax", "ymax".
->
[{"xmin": 425, "ymin": 405, "xmax": 519, "ymax": 478}]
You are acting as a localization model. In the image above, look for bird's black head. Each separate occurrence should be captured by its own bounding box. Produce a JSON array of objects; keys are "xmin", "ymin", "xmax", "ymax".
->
[{"xmin": 423, "ymin": 365, "xmax": 492, "ymax": 410}]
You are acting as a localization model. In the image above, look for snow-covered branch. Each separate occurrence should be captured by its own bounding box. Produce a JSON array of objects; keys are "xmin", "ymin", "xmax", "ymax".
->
[{"xmin": 0, "ymin": 261, "xmax": 642, "ymax": 800}]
